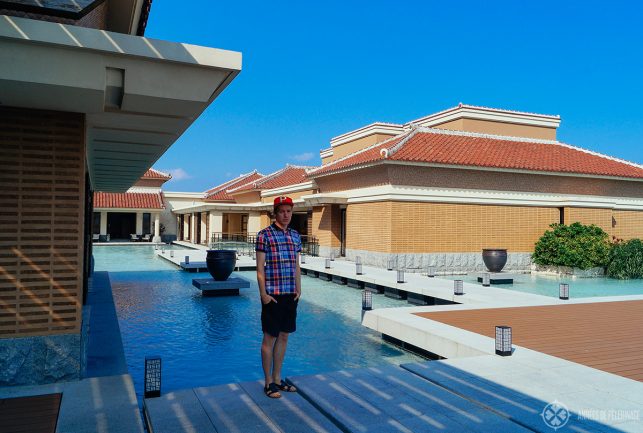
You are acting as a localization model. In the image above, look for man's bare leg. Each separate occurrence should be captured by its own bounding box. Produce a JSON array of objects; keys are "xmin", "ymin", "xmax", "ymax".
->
[
  {"xmin": 261, "ymin": 332, "xmax": 280, "ymax": 397},
  {"xmin": 272, "ymin": 333, "xmax": 296, "ymax": 391}
]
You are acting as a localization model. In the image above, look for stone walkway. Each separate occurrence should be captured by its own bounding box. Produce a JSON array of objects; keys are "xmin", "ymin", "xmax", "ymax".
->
[{"xmin": 144, "ymin": 359, "xmax": 634, "ymax": 432}]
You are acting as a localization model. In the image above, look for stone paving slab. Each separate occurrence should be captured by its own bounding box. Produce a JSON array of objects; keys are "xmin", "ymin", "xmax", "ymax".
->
[
  {"xmin": 144, "ymin": 389, "xmax": 216, "ymax": 433},
  {"xmin": 194, "ymin": 383, "xmax": 282, "ymax": 433},
  {"xmin": 289, "ymin": 365, "xmax": 530, "ymax": 433},
  {"xmin": 402, "ymin": 358, "xmax": 642, "ymax": 433},
  {"xmin": 240, "ymin": 380, "xmax": 344, "ymax": 433}
]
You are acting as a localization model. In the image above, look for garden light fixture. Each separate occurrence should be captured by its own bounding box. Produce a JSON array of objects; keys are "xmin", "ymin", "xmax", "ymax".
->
[{"xmin": 495, "ymin": 326, "xmax": 512, "ymax": 356}]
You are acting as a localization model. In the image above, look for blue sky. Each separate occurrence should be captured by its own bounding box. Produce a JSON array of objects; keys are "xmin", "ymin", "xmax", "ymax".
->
[{"xmin": 148, "ymin": 0, "xmax": 643, "ymax": 191}]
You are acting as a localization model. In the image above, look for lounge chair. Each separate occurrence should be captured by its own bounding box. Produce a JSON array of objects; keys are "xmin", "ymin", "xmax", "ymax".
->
[
  {"xmin": 142, "ymin": 234, "xmax": 151, "ymax": 242},
  {"xmin": 130, "ymin": 234, "xmax": 139, "ymax": 242}
]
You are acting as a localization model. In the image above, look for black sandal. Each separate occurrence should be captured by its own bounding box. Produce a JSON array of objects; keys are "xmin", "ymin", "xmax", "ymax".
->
[
  {"xmin": 276, "ymin": 380, "xmax": 297, "ymax": 392},
  {"xmin": 264, "ymin": 382, "xmax": 281, "ymax": 398}
]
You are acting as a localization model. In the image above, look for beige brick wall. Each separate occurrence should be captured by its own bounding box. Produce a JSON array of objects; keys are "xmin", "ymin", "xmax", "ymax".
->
[
  {"xmin": 312, "ymin": 205, "xmax": 341, "ymax": 247},
  {"xmin": 564, "ymin": 207, "xmax": 613, "ymax": 234},
  {"xmin": 346, "ymin": 202, "xmax": 392, "ymax": 252},
  {"xmin": 328, "ymin": 133, "xmax": 396, "ymax": 163},
  {"xmin": 345, "ymin": 201, "xmax": 559, "ymax": 253},
  {"xmin": 612, "ymin": 210, "xmax": 643, "ymax": 240}
]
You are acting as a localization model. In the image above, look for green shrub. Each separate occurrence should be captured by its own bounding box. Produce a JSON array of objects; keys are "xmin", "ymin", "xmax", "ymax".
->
[
  {"xmin": 607, "ymin": 238, "xmax": 643, "ymax": 279},
  {"xmin": 532, "ymin": 223, "xmax": 610, "ymax": 269}
]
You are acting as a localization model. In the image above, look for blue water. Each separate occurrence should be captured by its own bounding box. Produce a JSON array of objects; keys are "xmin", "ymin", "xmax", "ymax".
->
[
  {"xmin": 443, "ymin": 273, "xmax": 643, "ymax": 298},
  {"xmin": 93, "ymin": 246, "xmax": 424, "ymax": 400}
]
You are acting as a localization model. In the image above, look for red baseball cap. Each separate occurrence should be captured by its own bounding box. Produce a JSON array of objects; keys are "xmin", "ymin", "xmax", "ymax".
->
[{"xmin": 273, "ymin": 196, "xmax": 293, "ymax": 209}]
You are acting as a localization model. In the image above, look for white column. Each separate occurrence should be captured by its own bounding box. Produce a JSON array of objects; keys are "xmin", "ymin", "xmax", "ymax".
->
[
  {"xmin": 209, "ymin": 211, "xmax": 223, "ymax": 233},
  {"xmin": 247, "ymin": 212, "xmax": 261, "ymax": 235},
  {"xmin": 135, "ymin": 212, "xmax": 143, "ymax": 235},
  {"xmin": 200, "ymin": 212, "xmax": 207, "ymax": 244},
  {"xmin": 153, "ymin": 212, "xmax": 161, "ymax": 243},
  {"xmin": 191, "ymin": 213, "xmax": 197, "ymax": 242},
  {"xmin": 100, "ymin": 211, "xmax": 108, "ymax": 235}
]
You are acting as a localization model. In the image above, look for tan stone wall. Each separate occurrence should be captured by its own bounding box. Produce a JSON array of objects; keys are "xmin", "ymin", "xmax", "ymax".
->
[
  {"xmin": 389, "ymin": 166, "xmax": 643, "ymax": 198},
  {"xmin": 0, "ymin": 107, "xmax": 85, "ymax": 338},
  {"xmin": 232, "ymin": 191, "xmax": 261, "ymax": 204},
  {"xmin": 262, "ymin": 189, "xmax": 315, "ymax": 203},
  {"xmin": 314, "ymin": 166, "xmax": 391, "ymax": 193},
  {"xmin": 433, "ymin": 118, "xmax": 557, "ymax": 140},
  {"xmin": 345, "ymin": 201, "xmax": 559, "ymax": 253},
  {"xmin": 563, "ymin": 207, "xmax": 613, "ymax": 234},
  {"xmin": 134, "ymin": 178, "xmax": 165, "ymax": 188},
  {"xmin": 223, "ymin": 213, "xmax": 243, "ymax": 234},
  {"xmin": 613, "ymin": 210, "xmax": 643, "ymax": 240},
  {"xmin": 346, "ymin": 202, "xmax": 392, "ymax": 252},
  {"xmin": 328, "ymin": 133, "xmax": 396, "ymax": 163},
  {"xmin": 312, "ymin": 205, "xmax": 341, "ymax": 247},
  {"xmin": 260, "ymin": 212, "xmax": 272, "ymax": 230},
  {"xmin": 315, "ymin": 165, "xmax": 643, "ymax": 198}
]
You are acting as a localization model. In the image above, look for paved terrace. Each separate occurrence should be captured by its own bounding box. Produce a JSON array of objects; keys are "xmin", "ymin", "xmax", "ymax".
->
[{"xmin": 144, "ymin": 359, "xmax": 638, "ymax": 432}]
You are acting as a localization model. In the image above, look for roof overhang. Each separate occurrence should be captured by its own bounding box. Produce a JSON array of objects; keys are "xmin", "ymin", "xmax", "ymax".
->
[{"xmin": 0, "ymin": 15, "xmax": 241, "ymax": 191}]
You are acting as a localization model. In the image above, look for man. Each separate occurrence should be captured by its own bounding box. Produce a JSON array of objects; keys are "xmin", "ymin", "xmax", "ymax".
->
[{"xmin": 256, "ymin": 196, "xmax": 302, "ymax": 398}]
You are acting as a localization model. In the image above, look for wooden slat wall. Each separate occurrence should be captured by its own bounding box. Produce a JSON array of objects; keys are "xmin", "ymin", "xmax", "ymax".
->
[{"xmin": 0, "ymin": 107, "xmax": 85, "ymax": 338}]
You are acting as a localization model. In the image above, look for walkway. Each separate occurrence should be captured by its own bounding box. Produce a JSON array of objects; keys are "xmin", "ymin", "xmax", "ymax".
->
[
  {"xmin": 417, "ymin": 300, "xmax": 643, "ymax": 382},
  {"xmin": 144, "ymin": 359, "xmax": 637, "ymax": 432}
]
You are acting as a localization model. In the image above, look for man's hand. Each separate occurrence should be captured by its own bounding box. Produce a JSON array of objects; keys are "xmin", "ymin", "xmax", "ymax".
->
[
  {"xmin": 294, "ymin": 287, "xmax": 301, "ymax": 301},
  {"xmin": 261, "ymin": 292, "xmax": 277, "ymax": 304}
]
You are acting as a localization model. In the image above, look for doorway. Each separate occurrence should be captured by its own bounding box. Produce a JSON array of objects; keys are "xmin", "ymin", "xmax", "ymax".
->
[{"xmin": 107, "ymin": 212, "xmax": 136, "ymax": 240}]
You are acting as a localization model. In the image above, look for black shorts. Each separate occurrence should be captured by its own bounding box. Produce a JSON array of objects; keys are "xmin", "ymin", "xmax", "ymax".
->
[{"xmin": 261, "ymin": 294, "xmax": 298, "ymax": 337}]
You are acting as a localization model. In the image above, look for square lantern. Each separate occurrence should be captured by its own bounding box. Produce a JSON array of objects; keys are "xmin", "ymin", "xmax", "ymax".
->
[
  {"xmin": 356, "ymin": 262, "xmax": 363, "ymax": 275},
  {"xmin": 454, "ymin": 279, "xmax": 464, "ymax": 296},
  {"xmin": 559, "ymin": 283, "xmax": 569, "ymax": 300},
  {"xmin": 300, "ymin": 254, "xmax": 306, "ymax": 264},
  {"xmin": 356, "ymin": 256, "xmax": 362, "ymax": 265},
  {"xmin": 185, "ymin": 255, "xmax": 190, "ymax": 265},
  {"xmin": 170, "ymin": 250, "xmax": 174, "ymax": 258},
  {"xmin": 397, "ymin": 270, "xmax": 405, "ymax": 283},
  {"xmin": 362, "ymin": 290, "xmax": 372, "ymax": 311},
  {"xmin": 482, "ymin": 273, "xmax": 491, "ymax": 287},
  {"xmin": 144, "ymin": 355, "xmax": 162, "ymax": 398},
  {"xmin": 325, "ymin": 258, "xmax": 331, "ymax": 269},
  {"xmin": 427, "ymin": 266, "xmax": 436, "ymax": 278},
  {"xmin": 161, "ymin": 247, "xmax": 165, "ymax": 254},
  {"xmin": 495, "ymin": 326, "xmax": 512, "ymax": 356},
  {"xmin": 330, "ymin": 252, "xmax": 335, "ymax": 261}
]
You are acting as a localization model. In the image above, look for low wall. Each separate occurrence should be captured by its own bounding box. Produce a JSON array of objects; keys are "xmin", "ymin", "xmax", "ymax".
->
[
  {"xmin": 345, "ymin": 249, "xmax": 533, "ymax": 273},
  {"xmin": 0, "ymin": 333, "xmax": 81, "ymax": 386}
]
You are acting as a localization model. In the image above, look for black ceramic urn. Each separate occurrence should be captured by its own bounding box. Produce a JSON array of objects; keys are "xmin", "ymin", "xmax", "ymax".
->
[
  {"xmin": 206, "ymin": 250, "xmax": 237, "ymax": 281},
  {"xmin": 482, "ymin": 249, "xmax": 508, "ymax": 273}
]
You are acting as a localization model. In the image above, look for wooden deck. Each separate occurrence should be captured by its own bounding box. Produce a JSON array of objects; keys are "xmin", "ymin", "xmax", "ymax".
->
[
  {"xmin": 416, "ymin": 300, "xmax": 643, "ymax": 382},
  {"xmin": 0, "ymin": 393, "xmax": 61, "ymax": 433}
]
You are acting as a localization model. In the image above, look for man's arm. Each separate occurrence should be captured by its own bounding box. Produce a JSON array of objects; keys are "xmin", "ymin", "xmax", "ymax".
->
[
  {"xmin": 256, "ymin": 251, "xmax": 276, "ymax": 304},
  {"xmin": 294, "ymin": 253, "xmax": 301, "ymax": 301}
]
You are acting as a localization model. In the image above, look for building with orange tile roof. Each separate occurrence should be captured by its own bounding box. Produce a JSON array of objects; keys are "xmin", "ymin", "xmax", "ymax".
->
[{"xmin": 173, "ymin": 104, "xmax": 643, "ymax": 272}]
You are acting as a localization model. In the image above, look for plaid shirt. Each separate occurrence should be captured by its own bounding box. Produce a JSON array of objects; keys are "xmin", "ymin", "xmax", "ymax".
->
[{"xmin": 256, "ymin": 223, "xmax": 302, "ymax": 295}]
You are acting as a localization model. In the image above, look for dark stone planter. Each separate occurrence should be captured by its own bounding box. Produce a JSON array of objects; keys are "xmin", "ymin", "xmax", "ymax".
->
[
  {"xmin": 482, "ymin": 249, "xmax": 508, "ymax": 273},
  {"xmin": 206, "ymin": 250, "xmax": 237, "ymax": 281}
]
